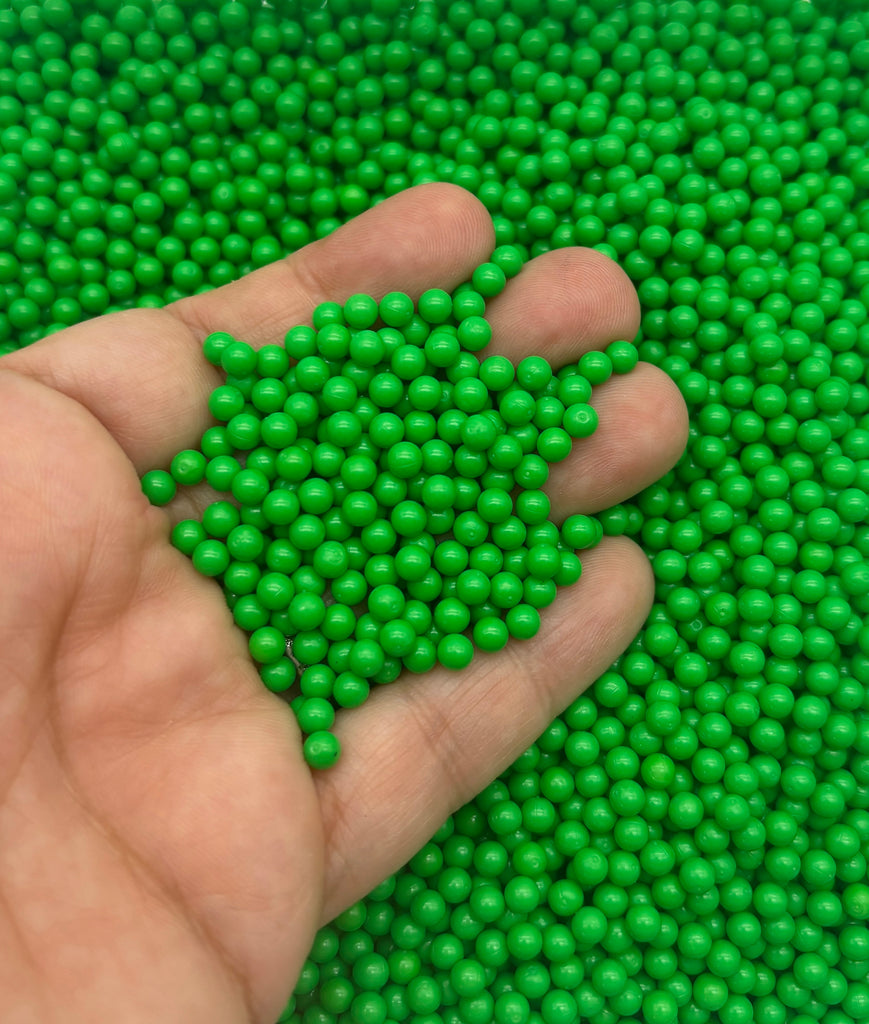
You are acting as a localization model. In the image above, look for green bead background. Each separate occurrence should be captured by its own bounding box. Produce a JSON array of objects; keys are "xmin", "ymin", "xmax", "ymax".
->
[{"xmin": 2, "ymin": 1, "xmax": 869, "ymax": 1024}]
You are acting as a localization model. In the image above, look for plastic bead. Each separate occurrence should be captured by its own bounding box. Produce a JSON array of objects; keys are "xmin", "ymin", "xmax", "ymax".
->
[
  {"xmin": 303, "ymin": 731, "xmax": 341, "ymax": 771},
  {"xmin": 140, "ymin": 468, "xmax": 176, "ymax": 506}
]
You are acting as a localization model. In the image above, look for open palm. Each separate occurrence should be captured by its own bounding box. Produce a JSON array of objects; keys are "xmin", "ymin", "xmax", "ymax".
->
[{"xmin": 0, "ymin": 186, "xmax": 687, "ymax": 1024}]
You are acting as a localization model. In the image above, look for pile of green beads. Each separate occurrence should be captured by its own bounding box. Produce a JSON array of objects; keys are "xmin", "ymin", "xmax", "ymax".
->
[
  {"xmin": 145, "ymin": 269, "xmax": 632, "ymax": 768},
  {"xmin": 2, "ymin": 0, "xmax": 869, "ymax": 1022}
]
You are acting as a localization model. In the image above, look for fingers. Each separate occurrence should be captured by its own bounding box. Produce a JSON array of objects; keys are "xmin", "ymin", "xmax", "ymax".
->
[
  {"xmin": 171, "ymin": 183, "xmax": 495, "ymax": 346},
  {"xmin": 2, "ymin": 308, "xmax": 212, "ymax": 475},
  {"xmin": 163, "ymin": 246, "xmax": 682, "ymax": 529},
  {"xmin": 477, "ymin": 245, "xmax": 686, "ymax": 520},
  {"xmin": 4, "ymin": 185, "xmax": 495, "ymax": 473},
  {"xmin": 163, "ymin": 362, "xmax": 688, "ymax": 530},
  {"xmin": 484, "ymin": 248, "xmax": 641, "ymax": 365},
  {"xmin": 314, "ymin": 536, "xmax": 653, "ymax": 921},
  {"xmin": 547, "ymin": 363, "xmax": 690, "ymax": 520}
]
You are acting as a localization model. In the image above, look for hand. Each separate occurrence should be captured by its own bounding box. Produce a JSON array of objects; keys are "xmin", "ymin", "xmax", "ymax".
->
[{"xmin": 0, "ymin": 185, "xmax": 687, "ymax": 1024}]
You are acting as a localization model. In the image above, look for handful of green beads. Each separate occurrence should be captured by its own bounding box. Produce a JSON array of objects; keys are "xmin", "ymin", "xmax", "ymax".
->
[{"xmin": 142, "ymin": 258, "xmax": 637, "ymax": 768}]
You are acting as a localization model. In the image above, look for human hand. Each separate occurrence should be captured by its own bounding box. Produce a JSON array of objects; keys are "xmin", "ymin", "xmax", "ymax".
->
[{"xmin": 0, "ymin": 185, "xmax": 687, "ymax": 1024}]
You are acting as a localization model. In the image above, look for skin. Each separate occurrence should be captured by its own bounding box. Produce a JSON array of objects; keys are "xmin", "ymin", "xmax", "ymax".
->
[{"xmin": 0, "ymin": 185, "xmax": 687, "ymax": 1024}]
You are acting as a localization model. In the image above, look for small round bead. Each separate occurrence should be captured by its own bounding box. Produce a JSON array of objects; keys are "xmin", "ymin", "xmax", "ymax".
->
[
  {"xmin": 303, "ymin": 730, "xmax": 341, "ymax": 770},
  {"xmin": 437, "ymin": 633, "xmax": 474, "ymax": 670},
  {"xmin": 141, "ymin": 469, "xmax": 176, "ymax": 506}
]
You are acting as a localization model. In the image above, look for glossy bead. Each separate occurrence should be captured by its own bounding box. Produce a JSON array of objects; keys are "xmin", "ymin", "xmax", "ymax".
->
[
  {"xmin": 140, "ymin": 469, "xmax": 176, "ymax": 506},
  {"xmin": 303, "ymin": 731, "xmax": 341, "ymax": 770}
]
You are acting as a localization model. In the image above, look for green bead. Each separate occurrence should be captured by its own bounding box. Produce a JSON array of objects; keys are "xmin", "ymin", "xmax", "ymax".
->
[
  {"xmin": 260, "ymin": 659, "xmax": 297, "ymax": 694},
  {"xmin": 349, "ymin": 639, "xmax": 385, "ymax": 678},
  {"xmin": 171, "ymin": 519, "xmax": 206, "ymax": 557},
  {"xmin": 471, "ymin": 262, "xmax": 506, "ymax": 298},
  {"xmin": 191, "ymin": 539, "xmax": 229, "ymax": 578},
  {"xmin": 248, "ymin": 626, "xmax": 287, "ymax": 664},
  {"xmin": 437, "ymin": 633, "xmax": 473, "ymax": 670},
  {"xmin": 303, "ymin": 730, "xmax": 341, "ymax": 770},
  {"xmin": 506, "ymin": 604, "xmax": 540, "ymax": 640},
  {"xmin": 169, "ymin": 450, "xmax": 207, "ymax": 487},
  {"xmin": 141, "ymin": 469, "xmax": 176, "ymax": 506},
  {"xmin": 537, "ymin": 427, "xmax": 572, "ymax": 462},
  {"xmin": 562, "ymin": 515, "xmax": 603, "ymax": 551}
]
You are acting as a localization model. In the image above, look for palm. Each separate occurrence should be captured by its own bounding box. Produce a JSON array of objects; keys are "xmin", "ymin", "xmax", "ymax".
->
[
  {"xmin": 1, "ymin": 187, "xmax": 686, "ymax": 1024},
  {"xmin": 1, "ymin": 363, "xmax": 322, "ymax": 1022}
]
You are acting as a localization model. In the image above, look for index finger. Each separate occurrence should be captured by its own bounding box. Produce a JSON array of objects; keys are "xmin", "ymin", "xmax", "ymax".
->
[
  {"xmin": 171, "ymin": 183, "xmax": 495, "ymax": 346},
  {"xmin": 2, "ymin": 184, "xmax": 494, "ymax": 473}
]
